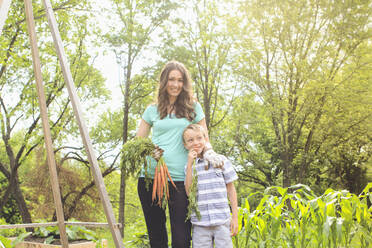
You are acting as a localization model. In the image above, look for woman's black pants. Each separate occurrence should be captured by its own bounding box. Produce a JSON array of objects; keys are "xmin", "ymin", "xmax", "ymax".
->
[{"xmin": 137, "ymin": 177, "xmax": 191, "ymax": 248}]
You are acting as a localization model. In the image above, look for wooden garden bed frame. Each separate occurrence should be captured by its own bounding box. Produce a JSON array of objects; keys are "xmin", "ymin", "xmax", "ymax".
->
[
  {"xmin": 8, "ymin": 236, "xmax": 108, "ymax": 248},
  {"xmin": 14, "ymin": 240, "xmax": 107, "ymax": 248}
]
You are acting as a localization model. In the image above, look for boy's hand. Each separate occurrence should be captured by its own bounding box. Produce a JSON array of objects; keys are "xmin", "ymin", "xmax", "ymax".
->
[
  {"xmin": 188, "ymin": 149, "xmax": 198, "ymax": 162},
  {"xmin": 230, "ymin": 216, "xmax": 238, "ymax": 236}
]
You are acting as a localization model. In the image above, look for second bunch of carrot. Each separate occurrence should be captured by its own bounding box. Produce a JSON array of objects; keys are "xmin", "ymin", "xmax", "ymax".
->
[{"xmin": 152, "ymin": 157, "xmax": 177, "ymax": 208}]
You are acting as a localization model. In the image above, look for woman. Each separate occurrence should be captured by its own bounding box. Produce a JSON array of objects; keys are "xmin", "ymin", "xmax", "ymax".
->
[{"xmin": 136, "ymin": 61, "xmax": 223, "ymax": 248}]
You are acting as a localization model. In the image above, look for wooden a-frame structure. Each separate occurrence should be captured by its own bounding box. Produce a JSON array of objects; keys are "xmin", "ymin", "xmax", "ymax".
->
[{"xmin": 0, "ymin": 0, "xmax": 124, "ymax": 247}]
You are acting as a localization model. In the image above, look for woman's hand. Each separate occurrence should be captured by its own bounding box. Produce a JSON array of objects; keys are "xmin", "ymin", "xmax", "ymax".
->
[
  {"xmin": 203, "ymin": 149, "xmax": 225, "ymax": 168},
  {"xmin": 151, "ymin": 145, "xmax": 164, "ymax": 161}
]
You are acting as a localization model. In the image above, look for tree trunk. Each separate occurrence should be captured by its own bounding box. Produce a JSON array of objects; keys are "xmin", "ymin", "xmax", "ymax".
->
[
  {"xmin": 119, "ymin": 45, "xmax": 132, "ymax": 236},
  {"xmin": 1, "ymin": 137, "xmax": 32, "ymax": 228},
  {"xmin": 281, "ymin": 150, "xmax": 291, "ymax": 188},
  {"xmin": 0, "ymin": 181, "xmax": 12, "ymax": 213},
  {"xmin": 119, "ymin": 99, "xmax": 129, "ymax": 236},
  {"xmin": 11, "ymin": 172, "xmax": 33, "ymax": 231},
  {"xmin": 203, "ymin": 86, "xmax": 210, "ymax": 129},
  {"xmin": 118, "ymin": 170, "xmax": 126, "ymax": 236}
]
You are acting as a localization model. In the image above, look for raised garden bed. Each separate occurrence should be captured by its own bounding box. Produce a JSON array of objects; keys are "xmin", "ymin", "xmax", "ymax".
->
[{"xmin": 12, "ymin": 239, "xmax": 107, "ymax": 248}]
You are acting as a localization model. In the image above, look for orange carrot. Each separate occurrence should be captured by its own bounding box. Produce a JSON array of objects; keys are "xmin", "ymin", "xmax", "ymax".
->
[
  {"xmin": 157, "ymin": 166, "xmax": 162, "ymax": 203},
  {"xmin": 164, "ymin": 165, "xmax": 177, "ymax": 190},
  {"xmin": 150, "ymin": 158, "xmax": 176, "ymax": 207},
  {"xmin": 166, "ymin": 177, "xmax": 170, "ymax": 200},
  {"xmin": 152, "ymin": 166, "xmax": 158, "ymax": 202},
  {"xmin": 163, "ymin": 167, "xmax": 169, "ymax": 200},
  {"xmin": 159, "ymin": 165, "xmax": 165, "ymax": 205}
]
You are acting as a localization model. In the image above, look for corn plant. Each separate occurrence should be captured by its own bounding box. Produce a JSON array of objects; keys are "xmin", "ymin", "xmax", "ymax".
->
[{"xmin": 234, "ymin": 183, "xmax": 372, "ymax": 248}]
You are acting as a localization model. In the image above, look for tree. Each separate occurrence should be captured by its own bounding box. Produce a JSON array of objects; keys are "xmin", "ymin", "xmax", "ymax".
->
[
  {"xmin": 159, "ymin": 0, "xmax": 238, "ymax": 134},
  {"xmin": 0, "ymin": 0, "xmax": 109, "ymax": 224},
  {"xmin": 236, "ymin": 0, "xmax": 372, "ymax": 188},
  {"xmin": 309, "ymin": 43, "xmax": 372, "ymax": 193},
  {"xmin": 229, "ymin": 95, "xmax": 282, "ymax": 189},
  {"xmin": 100, "ymin": 0, "xmax": 176, "ymax": 235}
]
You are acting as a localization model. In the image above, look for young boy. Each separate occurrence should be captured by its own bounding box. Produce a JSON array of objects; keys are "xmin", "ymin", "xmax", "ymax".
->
[{"xmin": 183, "ymin": 124, "xmax": 238, "ymax": 248}]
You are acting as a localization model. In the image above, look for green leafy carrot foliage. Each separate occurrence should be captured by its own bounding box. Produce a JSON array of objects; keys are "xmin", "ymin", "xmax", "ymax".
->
[
  {"xmin": 187, "ymin": 159, "xmax": 201, "ymax": 221},
  {"xmin": 121, "ymin": 137, "xmax": 156, "ymax": 177}
]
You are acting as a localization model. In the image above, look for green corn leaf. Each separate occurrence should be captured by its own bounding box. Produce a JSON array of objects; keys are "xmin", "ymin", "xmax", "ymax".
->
[
  {"xmin": 263, "ymin": 186, "xmax": 274, "ymax": 195},
  {"xmin": 0, "ymin": 237, "xmax": 11, "ymax": 248},
  {"xmin": 356, "ymin": 207, "xmax": 362, "ymax": 223},
  {"xmin": 317, "ymin": 198, "xmax": 326, "ymax": 213},
  {"xmin": 244, "ymin": 198, "xmax": 250, "ymax": 213},
  {"xmin": 324, "ymin": 188, "xmax": 335, "ymax": 195},
  {"xmin": 360, "ymin": 182, "xmax": 372, "ymax": 197},
  {"xmin": 256, "ymin": 196, "xmax": 268, "ymax": 211},
  {"xmin": 340, "ymin": 200, "xmax": 353, "ymax": 222},
  {"xmin": 277, "ymin": 187, "xmax": 287, "ymax": 196},
  {"xmin": 326, "ymin": 199, "xmax": 337, "ymax": 216},
  {"xmin": 257, "ymin": 218, "xmax": 266, "ymax": 233},
  {"xmin": 336, "ymin": 217, "xmax": 344, "ymax": 242},
  {"xmin": 298, "ymin": 201, "xmax": 309, "ymax": 216},
  {"xmin": 323, "ymin": 216, "xmax": 336, "ymax": 239},
  {"xmin": 290, "ymin": 198, "xmax": 297, "ymax": 210},
  {"xmin": 289, "ymin": 184, "xmax": 312, "ymax": 193}
]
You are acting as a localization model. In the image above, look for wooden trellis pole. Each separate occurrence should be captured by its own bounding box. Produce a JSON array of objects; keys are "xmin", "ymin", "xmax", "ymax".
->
[
  {"xmin": 0, "ymin": 1, "xmax": 124, "ymax": 247},
  {"xmin": 17, "ymin": 0, "xmax": 70, "ymax": 246},
  {"xmin": 41, "ymin": 0, "xmax": 123, "ymax": 247}
]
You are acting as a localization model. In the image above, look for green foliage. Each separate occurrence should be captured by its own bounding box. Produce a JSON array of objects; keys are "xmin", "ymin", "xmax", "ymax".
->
[
  {"xmin": 0, "ymin": 182, "xmax": 21, "ymax": 224},
  {"xmin": 159, "ymin": 0, "xmax": 238, "ymax": 131},
  {"xmin": 11, "ymin": 232, "xmax": 32, "ymax": 248},
  {"xmin": 0, "ymin": 232, "xmax": 31, "ymax": 248},
  {"xmin": 229, "ymin": 0, "xmax": 372, "ymax": 190},
  {"xmin": 0, "ymin": 219, "xmax": 23, "ymax": 238},
  {"xmin": 0, "ymin": 236, "xmax": 11, "ymax": 248},
  {"xmin": 22, "ymin": 150, "xmax": 104, "ymax": 222},
  {"xmin": 0, "ymin": 0, "xmax": 109, "ymax": 226},
  {"xmin": 234, "ymin": 183, "xmax": 372, "ymax": 248},
  {"xmin": 1, "ymin": 0, "xmax": 371, "ymax": 247},
  {"xmin": 126, "ymin": 231, "xmax": 150, "ymax": 248},
  {"xmin": 121, "ymin": 137, "xmax": 156, "ymax": 176},
  {"xmin": 186, "ymin": 160, "xmax": 201, "ymax": 221},
  {"xmin": 31, "ymin": 224, "xmax": 99, "ymax": 244}
]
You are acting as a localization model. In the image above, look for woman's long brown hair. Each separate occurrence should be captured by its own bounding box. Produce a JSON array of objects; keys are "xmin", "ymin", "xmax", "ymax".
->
[{"xmin": 157, "ymin": 61, "xmax": 196, "ymax": 121}]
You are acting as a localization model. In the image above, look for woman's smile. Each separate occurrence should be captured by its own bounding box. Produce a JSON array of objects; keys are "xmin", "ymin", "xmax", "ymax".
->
[{"xmin": 167, "ymin": 70, "xmax": 184, "ymax": 99}]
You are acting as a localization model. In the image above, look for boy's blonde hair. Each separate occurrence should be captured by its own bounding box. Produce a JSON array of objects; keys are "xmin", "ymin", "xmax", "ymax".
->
[{"xmin": 182, "ymin": 124, "xmax": 207, "ymax": 143}]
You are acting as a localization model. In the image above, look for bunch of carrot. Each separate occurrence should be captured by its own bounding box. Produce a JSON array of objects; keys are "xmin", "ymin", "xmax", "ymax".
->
[
  {"xmin": 122, "ymin": 137, "xmax": 155, "ymax": 177},
  {"xmin": 152, "ymin": 157, "xmax": 177, "ymax": 208},
  {"xmin": 122, "ymin": 137, "xmax": 177, "ymax": 208}
]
